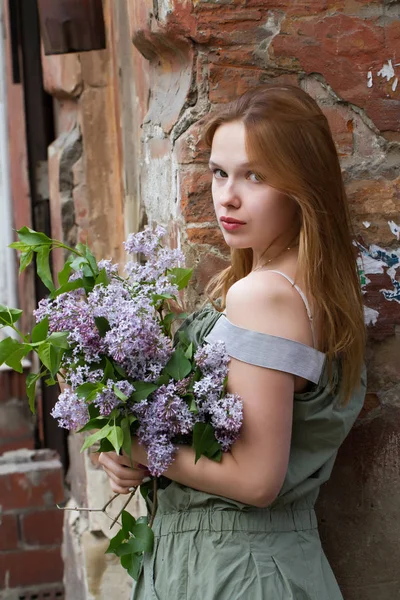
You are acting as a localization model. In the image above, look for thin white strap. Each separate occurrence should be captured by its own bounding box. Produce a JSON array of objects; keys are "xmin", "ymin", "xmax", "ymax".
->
[{"xmin": 268, "ymin": 270, "xmax": 316, "ymax": 348}]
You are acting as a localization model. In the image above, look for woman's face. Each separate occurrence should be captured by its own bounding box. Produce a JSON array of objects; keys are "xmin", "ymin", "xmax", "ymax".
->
[{"xmin": 209, "ymin": 120, "xmax": 299, "ymax": 262}]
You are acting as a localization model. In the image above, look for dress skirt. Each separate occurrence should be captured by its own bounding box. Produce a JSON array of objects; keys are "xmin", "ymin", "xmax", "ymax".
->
[{"xmin": 131, "ymin": 482, "xmax": 343, "ymax": 600}]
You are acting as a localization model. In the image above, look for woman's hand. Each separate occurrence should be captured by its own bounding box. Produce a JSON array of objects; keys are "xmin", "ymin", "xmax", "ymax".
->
[{"xmin": 98, "ymin": 451, "xmax": 150, "ymax": 495}]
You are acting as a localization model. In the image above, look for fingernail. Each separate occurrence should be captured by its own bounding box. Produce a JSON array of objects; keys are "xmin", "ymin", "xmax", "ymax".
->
[{"xmin": 142, "ymin": 476, "xmax": 151, "ymax": 484}]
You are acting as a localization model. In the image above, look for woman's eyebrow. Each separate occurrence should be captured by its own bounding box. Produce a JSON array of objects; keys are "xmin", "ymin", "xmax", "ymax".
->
[{"xmin": 208, "ymin": 160, "xmax": 254, "ymax": 169}]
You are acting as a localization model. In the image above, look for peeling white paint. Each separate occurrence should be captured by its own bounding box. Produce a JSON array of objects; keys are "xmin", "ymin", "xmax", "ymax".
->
[
  {"xmin": 364, "ymin": 306, "xmax": 379, "ymax": 326},
  {"xmin": 369, "ymin": 59, "xmax": 399, "ymax": 92},
  {"xmin": 377, "ymin": 59, "xmax": 395, "ymax": 82},
  {"xmin": 362, "ymin": 253, "xmax": 387, "ymax": 274},
  {"xmin": 388, "ymin": 220, "xmax": 400, "ymax": 240},
  {"xmin": 363, "ymin": 221, "xmax": 371, "ymax": 228}
]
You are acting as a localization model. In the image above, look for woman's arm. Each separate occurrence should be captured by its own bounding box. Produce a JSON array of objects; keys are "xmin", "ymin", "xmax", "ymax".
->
[{"xmin": 102, "ymin": 273, "xmax": 312, "ymax": 507}]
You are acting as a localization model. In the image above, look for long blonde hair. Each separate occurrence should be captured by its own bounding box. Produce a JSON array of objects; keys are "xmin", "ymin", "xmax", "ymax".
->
[{"xmin": 202, "ymin": 84, "xmax": 365, "ymax": 403}]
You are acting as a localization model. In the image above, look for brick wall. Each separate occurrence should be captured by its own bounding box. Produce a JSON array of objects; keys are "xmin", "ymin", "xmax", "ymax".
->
[
  {"xmin": 0, "ymin": 449, "xmax": 64, "ymax": 598},
  {"xmin": 28, "ymin": 0, "xmax": 400, "ymax": 598}
]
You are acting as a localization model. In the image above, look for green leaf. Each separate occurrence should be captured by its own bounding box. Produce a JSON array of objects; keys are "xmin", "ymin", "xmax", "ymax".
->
[
  {"xmin": 131, "ymin": 522, "xmax": 154, "ymax": 553},
  {"xmin": 116, "ymin": 536, "xmax": 149, "ymax": 556},
  {"xmin": 36, "ymin": 246, "xmax": 55, "ymax": 293},
  {"xmin": 88, "ymin": 402, "xmax": 101, "ymax": 420},
  {"xmin": 76, "ymin": 382, "xmax": 103, "ymax": 401},
  {"xmin": 131, "ymin": 381, "xmax": 158, "ymax": 402},
  {"xmin": 0, "ymin": 337, "xmax": 23, "ymax": 366},
  {"xmin": 77, "ymin": 417, "xmax": 108, "ymax": 432},
  {"xmin": 121, "ymin": 510, "xmax": 136, "ymax": 536},
  {"xmin": 114, "ymin": 364, "xmax": 127, "ymax": 378},
  {"xmin": 53, "ymin": 279, "xmax": 85, "ymax": 298},
  {"xmin": 113, "ymin": 384, "xmax": 129, "ymax": 402},
  {"xmin": 80, "ymin": 424, "xmax": 113, "ymax": 452},
  {"xmin": 95, "ymin": 317, "xmax": 111, "ymax": 338},
  {"xmin": 188, "ymin": 396, "xmax": 198, "ymax": 414},
  {"xmin": 105, "ymin": 528, "xmax": 127, "ymax": 554},
  {"xmin": 16, "ymin": 226, "xmax": 51, "ymax": 247},
  {"xmin": 184, "ymin": 343, "xmax": 193, "ymax": 360},
  {"xmin": 107, "ymin": 425, "xmax": 124, "ymax": 455},
  {"xmin": 26, "ymin": 372, "xmax": 42, "ymax": 413},
  {"xmin": 31, "ymin": 318, "xmax": 49, "ymax": 343},
  {"xmin": 103, "ymin": 358, "xmax": 114, "ymax": 382},
  {"xmin": 47, "ymin": 331, "xmax": 70, "ymax": 349},
  {"xmin": 57, "ymin": 260, "xmax": 73, "ymax": 286},
  {"xmin": 84, "ymin": 247, "xmax": 99, "ymax": 276},
  {"xmin": 95, "ymin": 268, "xmax": 109, "ymax": 287},
  {"xmin": 19, "ymin": 250, "xmax": 34, "ymax": 273},
  {"xmin": 165, "ymin": 348, "xmax": 192, "ymax": 380},
  {"xmin": 192, "ymin": 422, "xmax": 222, "ymax": 464},
  {"xmin": 0, "ymin": 305, "xmax": 23, "ymax": 327},
  {"xmin": 69, "ymin": 255, "xmax": 87, "ymax": 271},
  {"xmin": 168, "ymin": 267, "xmax": 193, "ymax": 290},
  {"xmin": 97, "ymin": 437, "xmax": 115, "ymax": 453},
  {"xmin": 38, "ymin": 343, "xmax": 62, "ymax": 377},
  {"xmin": 5, "ymin": 344, "xmax": 31, "ymax": 373},
  {"xmin": 120, "ymin": 552, "xmax": 143, "ymax": 581},
  {"xmin": 121, "ymin": 417, "xmax": 133, "ymax": 460},
  {"xmin": 155, "ymin": 371, "xmax": 170, "ymax": 386},
  {"xmin": 9, "ymin": 241, "xmax": 30, "ymax": 251}
]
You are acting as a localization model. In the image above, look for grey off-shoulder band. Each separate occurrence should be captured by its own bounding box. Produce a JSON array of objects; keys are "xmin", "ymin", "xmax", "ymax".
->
[{"xmin": 204, "ymin": 315, "xmax": 326, "ymax": 384}]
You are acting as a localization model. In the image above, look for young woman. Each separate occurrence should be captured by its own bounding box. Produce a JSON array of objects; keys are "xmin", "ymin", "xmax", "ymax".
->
[{"xmin": 99, "ymin": 84, "xmax": 367, "ymax": 599}]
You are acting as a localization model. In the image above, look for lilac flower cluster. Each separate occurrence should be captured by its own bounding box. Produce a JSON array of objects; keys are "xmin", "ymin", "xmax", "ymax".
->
[
  {"xmin": 132, "ymin": 381, "xmax": 195, "ymax": 476},
  {"xmin": 51, "ymin": 388, "xmax": 89, "ymax": 430},
  {"xmin": 131, "ymin": 341, "xmax": 243, "ymax": 476},
  {"xmin": 38, "ymin": 225, "xmax": 244, "ymax": 472}
]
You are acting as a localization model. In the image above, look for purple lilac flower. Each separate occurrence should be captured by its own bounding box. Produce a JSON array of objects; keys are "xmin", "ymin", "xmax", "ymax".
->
[
  {"xmin": 65, "ymin": 365, "xmax": 103, "ymax": 388},
  {"xmin": 131, "ymin": 381, "xmax": 195, "ymax": 475},
  {"xmin": 34, "ymin": 291, "xmax": 105, "ymax": 364},
  {"xmin": 146, "ymin": 436, "xmax": 176, "ymax": 477},
  {"xmin": 97, "ymin": 259, "xmax": 119, "ymax": 278},
  {"xmin": 51, "ymin": 389, "xmax": 89, "ymax": 430},
  {"xmin": 94, "ymin": 380, "xmax": 135, "ymax": 417},
  {"xmin": 124, "ymin": 225, "xmax": 166, "ymax": 257},
  {"xmin": 194, "ymin": 341, "xmax": 230, "ymax": 382}
]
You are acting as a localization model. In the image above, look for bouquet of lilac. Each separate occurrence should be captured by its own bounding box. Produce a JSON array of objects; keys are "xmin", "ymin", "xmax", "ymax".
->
[{"xmin": 0, "ymin": 225, "xmax": 243, "ymax": 580}]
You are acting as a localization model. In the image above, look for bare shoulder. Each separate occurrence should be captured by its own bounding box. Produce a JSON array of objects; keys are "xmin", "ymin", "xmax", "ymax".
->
[{"xmin": 225, "ymin": 270, "xmax": 313, "ymax": 347}]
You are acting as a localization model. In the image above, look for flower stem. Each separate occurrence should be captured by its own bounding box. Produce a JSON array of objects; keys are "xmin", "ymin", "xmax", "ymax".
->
[{"xmin": 149, "ymin": 478, "xmax": 158, "ymax": 528}]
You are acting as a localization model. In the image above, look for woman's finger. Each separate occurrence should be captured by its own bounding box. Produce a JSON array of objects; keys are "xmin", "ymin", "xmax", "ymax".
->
[{"xmin": 102, "ymin": 465, "xmax": 147, "ymax": 489}]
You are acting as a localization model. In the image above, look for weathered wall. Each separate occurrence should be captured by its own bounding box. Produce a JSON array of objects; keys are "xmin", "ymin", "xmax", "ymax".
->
[
  {"xmin": 128, "ymin": 1, "xmax": 400, "ymax": 598},
  {"xmin": 40, "ymin": 1, "xmax": 149, "ymax": 598},
  {"xmin": 41, "ymin": 0, "xmax": 399, "ymax": 598}
]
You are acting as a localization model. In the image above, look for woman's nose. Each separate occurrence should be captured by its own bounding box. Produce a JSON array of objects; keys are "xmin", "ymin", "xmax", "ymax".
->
[{"xmin": 218, "ymin": 180, "xmax": 241, "ymax": 207}]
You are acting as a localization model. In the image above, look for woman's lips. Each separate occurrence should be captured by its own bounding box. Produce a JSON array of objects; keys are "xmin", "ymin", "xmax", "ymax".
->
[
  {"xmin": 220, "ymin": 220, "xmax": 245, "ymax": 231},
  {"xmin": 220, "ymin": 217, "xmax": 245, "ymax": 231}
]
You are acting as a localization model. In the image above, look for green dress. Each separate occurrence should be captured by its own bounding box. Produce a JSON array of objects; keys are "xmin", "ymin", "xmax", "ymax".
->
[{"xmin": 132, "ymin": 305, "xmax": 366, "ymax": 600}]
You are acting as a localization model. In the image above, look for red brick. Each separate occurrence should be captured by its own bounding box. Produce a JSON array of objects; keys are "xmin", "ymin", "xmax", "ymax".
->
[
  {"xmin": 0, "ymin": 547, "xmax": 63, "ymax": 587},
  {"xmin": 0, "ymin": 461, "xmax": 64, "ymax": 511},
  {"xmin": 21, "ymin": 509, "xmax": 64, "ymax": 546},
  {"xmin": 0, "ymin": 371, "xmax": 28, "ymax": 404},
  {"xmin": 179, "ymin": 166, "xmax": 215, "ymax": 223},
  {"xmin": 209, "ymin": 65, "xmax": 298, "ymax": 104},
  {"xmin": 271, "ymin": 14, "xmax": 400, "ymax": 132},
  {"xmin": 0, "ymin": 401, "xmax": 35, "ymax": 448},
  {"xmin": 0, "ymin": 438, "xmax": 35, "ymax": 455},
  {"xmin": 192, "ymin": 252, "xmax": 230, "ymax": 296},
  {"xmin": 187, "ymin": 226, "xmax": 227, "ymax": 251},
  {"xmin": 0, "ymin": 514, "xmax": 19, "ymax": 551},
  {"xmin": 175, "ymin": 119, "xmax": 210, "ymax": 165},
  {"xmin": 321, "ymin": 106, "xmax": 354, "ymax": 157}
]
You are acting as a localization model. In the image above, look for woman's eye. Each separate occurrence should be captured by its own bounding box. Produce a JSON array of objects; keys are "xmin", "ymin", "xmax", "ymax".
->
[
  {"xmin": 248, "ymin": 172, "xmax": 261, "ymax": 183},
  {"xmin": 212, "ymin": 168, "xmax": 227, "ymax": 178}
]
